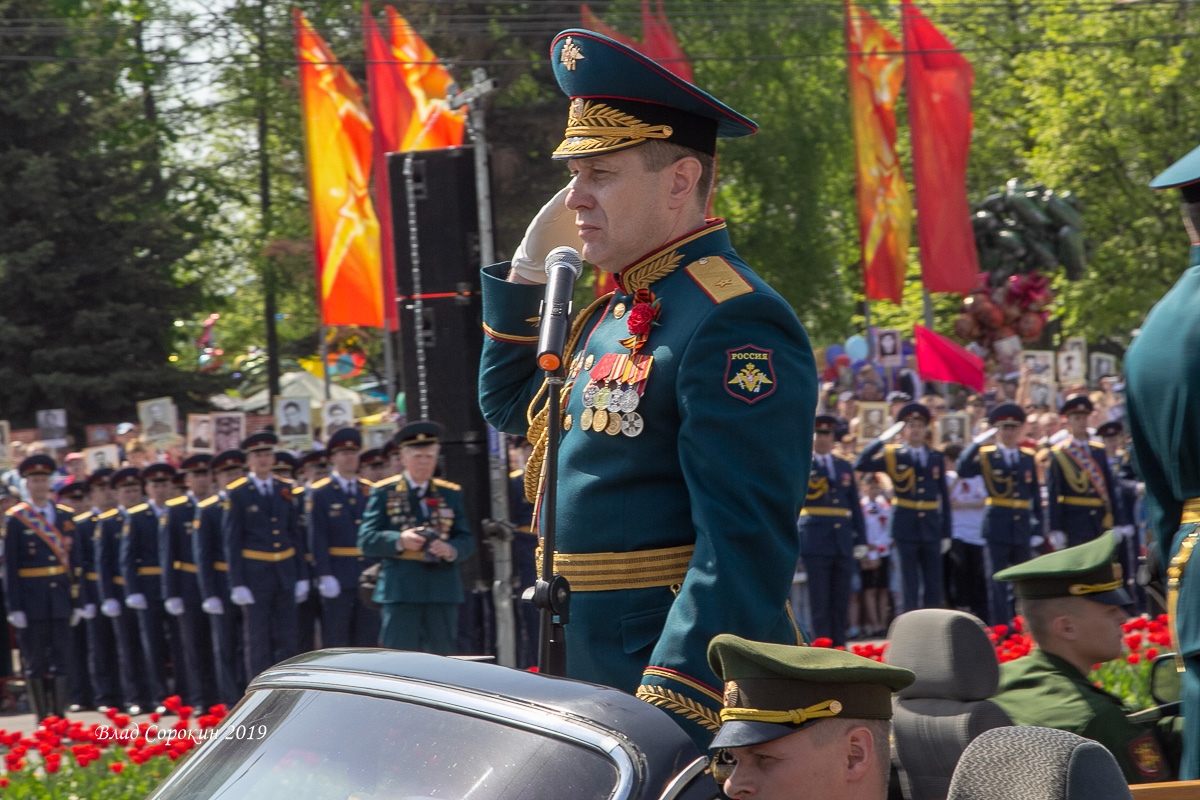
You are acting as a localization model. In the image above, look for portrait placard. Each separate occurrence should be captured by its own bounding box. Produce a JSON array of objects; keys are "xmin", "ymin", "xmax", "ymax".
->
[
  {"xmin": 275, "ymin": 397, "xmax": 313, "ymax": 451},
  {"xmin": 138, "ymin": 397, "xmax": 178, "ymax": 445},
  {"xmin": 857, "ymin": 402, "xmax": 889, "ymax": 443},
  {"xmin": 212, "ymin": 412, "xmax": 246, "ymax": 453},
  {"xmin": 187, "ymin": 414, "xmax": 214, "ymax": 454}
]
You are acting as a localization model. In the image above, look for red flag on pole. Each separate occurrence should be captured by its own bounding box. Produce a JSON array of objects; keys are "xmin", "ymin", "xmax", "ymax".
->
[
  {"xmin": 914, "ymin": 324, "xmax": 984, "ymax": 390},
  {"xmin": 902, "ymin": 0, "xmax": 979, "ymax": 295}
]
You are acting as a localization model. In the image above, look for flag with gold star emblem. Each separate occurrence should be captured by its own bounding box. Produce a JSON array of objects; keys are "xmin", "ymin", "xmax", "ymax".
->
[
  {"xmin": 846, "ymin": 1, "xmax": 912, "ymax": 304},
  {"xmin": 295, "ymin": 9, "xmax": 384, "ymax": 328}
]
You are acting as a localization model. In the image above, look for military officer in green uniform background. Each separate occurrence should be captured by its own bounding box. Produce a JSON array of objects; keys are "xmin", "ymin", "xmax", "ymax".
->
[
  {"xmin": 989, "ymin": 533, "xmax": 1181, "ymax": 783},
  {"xmin": 708, "ymin": 634, "xmax": 915, "ymax": 800},
  {"xmin": 477, "ymin": 29, "xmax": 816, "ymax": 746},
  {"xmin": 357, "ymin": 421, "xmax": 474, "ymax": 654},
  {"xmin": 1124, "ymin": 142, "xmax": 1200, "ymax": 781}
]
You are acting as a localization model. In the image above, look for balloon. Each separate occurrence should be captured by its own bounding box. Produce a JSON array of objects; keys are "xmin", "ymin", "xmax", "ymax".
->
[
  {"xmin": 825, "ymin": 344, "xmax": 845, "ymax": 366},
  {"xmin": 821, "ymin": 366, "xmax": 839, "ymax": 382},
  {"xmin": 834, "ymin": 354, "xmax": 851, "ymax": 368},
  {"xmin": 845, "ymin": 335, "xmax": 869, "ymax": 362}
]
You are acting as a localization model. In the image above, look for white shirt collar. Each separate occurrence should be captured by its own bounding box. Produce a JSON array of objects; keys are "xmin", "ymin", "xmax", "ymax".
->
[{"xmin": 405, "ymin": 474, "xmax": 429, "ymax": 493}]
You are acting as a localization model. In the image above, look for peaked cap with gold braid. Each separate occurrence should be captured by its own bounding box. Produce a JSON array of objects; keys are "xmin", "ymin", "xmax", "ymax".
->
[
  {"xmin": 994, "ymin": 530, "xmax": 1131, "ymax": 606},
  {"xmin": 707, "ymin": 634, "xmax": 914, "ymax": 749},
  {"xmin": 549, "ymin": 30, "xmax": 756, "ymax": 159}
]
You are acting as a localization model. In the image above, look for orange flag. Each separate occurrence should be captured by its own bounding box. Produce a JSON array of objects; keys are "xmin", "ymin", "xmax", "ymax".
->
[
  {"xmin": 383, "ymin": 7, "xmax": 465, "ymax": 151},
  {"xmin": 846, "ymin": 1, "xmax": 912, "ymax": 304},
  {"xmin": 295, "ymin": 9, "xmax": 384, "ymax": 328}
]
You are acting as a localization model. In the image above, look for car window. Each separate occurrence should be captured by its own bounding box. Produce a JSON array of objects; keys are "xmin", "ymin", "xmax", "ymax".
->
[{"xmin": 149, "ymin": 688, "xmax": 621, "ymax": 800}]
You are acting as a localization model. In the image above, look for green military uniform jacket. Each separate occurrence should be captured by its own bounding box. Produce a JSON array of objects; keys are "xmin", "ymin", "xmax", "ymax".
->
[
  {"xmin": 478, "ymin": 220, "xmax": 817, "ymax": 745},
  {"xmin": 357, "ymin": 475, "xmax": 474, "ymax": 605},
  {"xmin": 1125, "ymin": 243, "xmax": 1200, "ymax": 780},
  {"xmin": 993, "ymin": 648, "xmax": 1180, "ymax": 783}
]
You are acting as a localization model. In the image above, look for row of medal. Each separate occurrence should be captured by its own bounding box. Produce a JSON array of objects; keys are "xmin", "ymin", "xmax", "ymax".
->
[{"xmin": 563, "ymin": 351, "xmax": 652, "ymax": 438}]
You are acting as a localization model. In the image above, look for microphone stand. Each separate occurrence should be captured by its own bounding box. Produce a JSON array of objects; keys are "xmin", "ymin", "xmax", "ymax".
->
[{"xmin": 531, "ymin": 365, "xmax": 571, "ymax": 676}]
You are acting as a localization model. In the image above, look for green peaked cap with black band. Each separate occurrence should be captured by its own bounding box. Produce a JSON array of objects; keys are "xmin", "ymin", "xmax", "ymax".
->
[
  {"xmin": 549, "ymin": 29, "xmax": 757, "ymax": 160},
  {"xmin": 994, "ymin": 530, "xmax": 1131, "ymax": 606},
  {"xmin": 706, "ymin": 634, "xmax": 915, "ymax": 750}
]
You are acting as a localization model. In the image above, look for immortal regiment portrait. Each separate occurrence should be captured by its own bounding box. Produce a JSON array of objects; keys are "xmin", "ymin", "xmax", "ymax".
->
[
  {"xmin": 275, "ymin": 396, "xmax": 313, "ymax": 450},
  {"xmin": 0, "ymin": 419, "xmax": 10, "ymax": 470},
  {"xmin": 322, "ymin": 400, "xmax": 353, "ymax": 435},
  {"xmin": 137, "ymin": 397, "xmax": 177, "ymax": 443},
  {"xmin": 83, "ymin": 444, "xmax": 117, "ymax": 472},
  {"xmin": 187, "ymin": 413, "xmax": 213, "ymax": 452},
  {"xmin": 36, "ymin": 409, "xmax": 67, "ymax": 447},
  {"xmin": 858, "ymin": 401, "xmax": 889, "ymax": 442},
  {"xmin": 212, "ymin": 412, "xmax": 246, "ymax": 452},
  {"xmin": 364, "ymin": 422, "xmax": 397, "ymax": 449},
  {"xmin": 1022, "ymin": 349, "xmax": 1055, "ymax": 378},
  {"xmin": 874, "ymin": 327, "xmax": 903, "ymax": 367},
  {"xmin": 1090, "ymin": 352, "xmax": 1117, "ymax": 382},
  {"xmin": 935, "ymin": 412, "xmax": 968, "ymax": 446},
  {"xmin": 1056, "ymin": 348, "xmax": 1085, "ymax": 385}
]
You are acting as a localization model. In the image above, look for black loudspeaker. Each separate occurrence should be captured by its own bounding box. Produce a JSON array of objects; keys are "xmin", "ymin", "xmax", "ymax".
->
[{"xmin": 388, "ymin": 146, "xmax": 495, "ymax": 641}]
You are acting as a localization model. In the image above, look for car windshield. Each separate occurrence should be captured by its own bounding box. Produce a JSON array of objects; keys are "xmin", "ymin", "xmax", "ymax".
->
[{"xmin": 149, "ymin": 687, "xmax": 621, "ymax": 800}]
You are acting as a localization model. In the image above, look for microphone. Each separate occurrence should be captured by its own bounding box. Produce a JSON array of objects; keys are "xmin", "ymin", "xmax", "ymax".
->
[{"xmin": 536, "ymin": 246, "xmax": 584, "ymax": 371}]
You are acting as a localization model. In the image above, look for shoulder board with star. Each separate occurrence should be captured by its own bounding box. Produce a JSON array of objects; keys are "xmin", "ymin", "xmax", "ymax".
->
[
  {"xmin": 684, "ymin": 256, "xmax": 753, "ymax": 304},
  {"xmin": 432, "ymin": 478, "xmax": 461, "ymax": 491},
  {"xmin": 1020, "ymin": 446, "xmax": 1037, "ymax": 456},
  {"xmin": 55, "ymin": 504, "xmax": 75, "ymax": 516},
  {"xmin": 98, "ymin": 509, "xmax": 120, "ymax": 520},
  {"xmin": 196, "ymin": 495, "xmax": 219, "ymax": 508},
  {"xmin": 73, "ymin": 511, "xmax": 95, "ymax": 524},
  {"xmin": 166, "ymin": 496, "xmax": 190, "ymax": 507},
  {"xmin": 127, "ymin": 503, "xmax": 149, "ymax": 514},
  {"xmin": 291, "ymin": 485, "xmax": 305, "ymax": 495},
  {"xmin": 375, "ymin": 475, "xmax": 406, "ymax": 488},
  {"xmin": 227, "ymin": 477, "xmax": 248, "ymax": 491},
  {"xmin": 309, "ymin": 477, "xmax": 331, "ymax": 490}
]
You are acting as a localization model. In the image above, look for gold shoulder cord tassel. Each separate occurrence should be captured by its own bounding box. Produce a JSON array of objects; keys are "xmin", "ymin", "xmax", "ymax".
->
[{"xmin": 524, "ymin": 292, "xmax": 616, "ymax": 508}]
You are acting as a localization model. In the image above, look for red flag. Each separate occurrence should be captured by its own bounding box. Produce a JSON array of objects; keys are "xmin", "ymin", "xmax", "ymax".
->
[
  {"xmin": 580, "ymin": 4, "xmax": 640, "ymax": 49},
  {"xmin": 914, "ymin": 324, "xmax": 984, "ymax": 390},
  {"xmin": 902, "ymin": 0, "xmax": 979, "ymax": 295},
  {"xmin": 363, "ymin": 3, "xmax": 406, "ymax": 331},
  {"xmin": 641, "ymin": 0, "xmax": 694, "ymax": 82}
]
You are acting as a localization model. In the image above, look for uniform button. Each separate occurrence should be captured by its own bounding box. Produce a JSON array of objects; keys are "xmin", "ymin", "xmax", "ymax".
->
[
  {"xmin": 273, "ymin": 543, "xmax": 281, "ymax": 549},
  {"xmin": 49, "ymin": 582, "xmax": 57, "ymax": 588},
  {"xmin": 918, "ymin": 512, "xmax": 925, "ymax": 518},
  {"xmin": 1014, "ymin": 516, "xmax": 1021, "ymax": 521},
  {"xmin": 834, "ymin": 524, "xmax": 841, "ymax": 529},
  {"xmin": 698, "ymin": 257, "xmax": 709, "ymax": 264},
  {"xmin": 273, "ymin": 530, "xmax": 280, "ymax": 535}
]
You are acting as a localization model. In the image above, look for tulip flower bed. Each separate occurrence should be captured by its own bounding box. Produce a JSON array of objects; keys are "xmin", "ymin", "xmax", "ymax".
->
[
  {"xmin": 0, "ymin": 696, "xmax": 227, "ymax": 798},
  {"xmin": 816, "ymin": 613, "xmax": 1173, "ymax": 712}
]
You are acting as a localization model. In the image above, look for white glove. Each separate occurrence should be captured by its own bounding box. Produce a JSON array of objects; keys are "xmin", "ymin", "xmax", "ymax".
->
[
  {"xmin": 6, "ymin": 611, "xmax": 27, "ymax": 629},
  {"xmin": 101, "ymin": 599, "xmax": 122, "ymax": 618},
  {"xmin": 230, "ymin": 586, "xmax": 255, "ymax": 606},
  {"xmin": 294, "ymin": 579, "xmax": 310, "ymax": 603},
  {"xmin": 1115, "ymin": 524, "xmax": 1136, "ymax": 540},
  {"xmin": 318, "ymin": 575, "xmax": 341, "ymax": 599},
  {"xmin": 82, "ymin": 603, "xmax": 97, "ymax": 620},
  {"xmin": 164, "ymin": 597, "xmax": 185, "ymax": 616},
  {"xmin": 1049, "ymin": 531, "xmax": 1067, "ymax": 551},
  {"xmin": 852, "ymin": 545, "xmax": 869, "ymax": 559},
  {"xmin": 124, "ymin": 593, "xmax": 148, "ymax": 611},
  {"xmin": 509, "ymin": 185, "xmax": 583, "ymax": 284},
  {"xmin": 1030, "ymin": 535, "xmax": 1046, "ymax": 548},
  {"xmin": 879, "ymin": 421, "xmax": 907, "ymax": 442},
  {"xmin": 941, "ymin": 538, "xmax": 953, "ymax": 555},
  {"xmin": 70, "ymin": 609, "xmax": 83, "ymax": 627},
  {"xmin": 202, "ymin": 596, "xmax": 224, "ymax": 615}
]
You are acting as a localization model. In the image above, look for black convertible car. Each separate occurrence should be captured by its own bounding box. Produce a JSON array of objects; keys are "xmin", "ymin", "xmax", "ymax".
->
[{"xmin": 145, "ymin": 649, "xmax": 717, "ymax": 800}]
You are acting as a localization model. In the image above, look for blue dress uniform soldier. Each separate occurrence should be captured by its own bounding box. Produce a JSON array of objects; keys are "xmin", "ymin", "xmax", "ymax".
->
[
  {"xmin": 1047, "ymin": 394, "xmax": 1115, "ymax": 549},
  {"xmin": 707, "ymin": 634, "xmax": 915, "ymax": 800},
  {"xmin": 956, "ymin": 403, "xmax": 1043, "ymax": 626},
  {"xmin": 160, "ymin": 454, "xmax": 218, "ymax": 708},
  {"xmin": 223, "ymin": 432, "xmax": 309, "ymax": 679},
  {"xmin": 77, "ymin": 467, "xmax": 121, "ymax": 712},
  {"xmin": 57, "ymin": 480, "xmax": 95, "ymax": 712},
  {"xmin": 359, "ymin": 447, "xmax": 389, "ymax": 484},
  {"xmin": 3, "ymin": 455, "xmax": 84, "ymax": 720},
  {"xmin": 990, "ymin": 534, "xmax": 1181, "ymax": 783},
  {"xmin": 97, "ymin": 468, "xmax": 150, "ymax": 714},
  {"xmin": 120, "ymin": 462, "xmax": 176, "ymax": 708},
  {"xmin": 282, "ymin": 450, "xmax": 321, "ymax": 653},
  {"xmin": 307, "ymin": 428, "xmax": 380, "ymax": 647},
  {"xmin": 855, "ymin": 403, "xmax": 951, "ymax": 612},
  {"xmin": 477, "ymin": 30, "xmax": 816, "ymax": 746},
  {"xmin": 300, "ymin": 449, "xmax": 331, "ymax": 485},
  {"xmin": 1123, "ymin": 143, "xmax": 1200, "ymax": 780},
  {"xmin": 358, "ymin": 421, "xmax": 475, "ymax": 654},
  {"xmin": 799, "ymin": 415, "xmax": 867, "ymax": 647},
  {"xmin": 193, "ymin": 449, "xmax": 247, "ymax": 705}
]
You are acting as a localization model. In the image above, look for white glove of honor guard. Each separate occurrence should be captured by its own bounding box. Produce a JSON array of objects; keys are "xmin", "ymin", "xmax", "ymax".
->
[
  {"xmin": 509, "ymin": 185, "xmax": 583, "ymax": 284},
  {"xmin": 852, "ymin": 545, "xmax": 870, "ymax": 560},
  {"xmin": 230, "ymin": 586, "xmax": 255, "ymax": 606},
  {"xmin": 164, "ymin": 597, "xmax": 185, "ymax": 616},
  {"xmin": 1048, "ymin": 531, "xmax": 1068, "ymax": 551},
  {"xmin": 124, "ymin": 593, "xmax": 148, "ymax": 611},
  {"xmin": 7, "ymin": 611, "xmax": 27, "ymax": 629},
  {"xmin": 294, "ymin": 579, "xmax": 310, "ymax": 603},
  {"xmin": 82, "ymin": 603, "xmax": 97, "ymax": 620},
  {"xmin": 941, "ymin": 538, "xmax": 953, "ymax": 555},
  {"xmin": 318, "ymin": 575, "xmax": 341, "ymax": 599},
  {"xmin": 70, "ymin": 609, "xmax": 83, "ymax": 627},
  {"xmin": 202, "ymin": 596, "xmax": 224, "ymax": 615},
  {"xmin": 101, "ymin": 599, "xmax": 122, "ymax": 618}
]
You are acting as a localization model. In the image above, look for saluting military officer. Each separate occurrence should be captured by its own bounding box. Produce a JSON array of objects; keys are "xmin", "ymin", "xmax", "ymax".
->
[
  {"xmin": 3, "ymin": 455, "xmax": 83, "ymax": 720},
  {"xmin": 223, "ymin": 432, "xmax": 309, "ymax": 679},
  {"xmin": 307, "ymin": 428, "xmax": 379, "ymax": 647},
  {"xmin": 193, "ymin": 449, "xmax": 246, "ymax": 704},
  {"xmin": 707, "ymin": 634, "xmax": 915, "ymax": 800},
  {"xmin": 477, "ymin": 29, "xmax": 816, "ymax": 746},
  {"xmin": 358, "ymin": 421, "xmax": 474, "ymax": 654},
  {"xmin": 1124, "ymin": 143, "xmax": 1200, "ymax": 780},
  {"xmin": 855, "ymin": 403, "xmax": 951, "ymax": 612},
  {"xmin": 956, "ymin": 403, "xmax": 1043, "ymax": 626},
  {"xmin": 160, "ymin": 453, "xmax": 218, "ymax": 709},
  {"xmin": 77, "ymin": 467, "xmax": 120, "ymax": 712},
  {"xmin": 799, "ymin": 414, "xmax": 867, "ymax": 647},
  {"xmin": 990, "ymin": 533, "xmax": 1181, "ymax": 783},
  {"xmin": 120, "ymin": 461, "xmax": 176, "ymax": 710},
  {"xmin": 1046, "ymin": 394, "xmax": 1115, "ymax": 550}
]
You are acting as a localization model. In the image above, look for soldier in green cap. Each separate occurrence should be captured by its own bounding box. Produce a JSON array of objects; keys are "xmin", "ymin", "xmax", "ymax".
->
[
  {"xmin": 478, "ymin": 29, "xmax": 816, "ymax": 747},
  {"xmin": 990, "ymin": 532, "xmax": 1181, "ymax": 783},
  {"xmin": 707, "ymin": 634, "xmax": 915, "ymax": 800},
  {"xmin": 1124, "ymin": 142, "xmax": 1200, "ymax": 781}
]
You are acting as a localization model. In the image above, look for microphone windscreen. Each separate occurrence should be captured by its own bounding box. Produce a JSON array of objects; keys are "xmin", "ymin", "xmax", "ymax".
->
[{"xmin": 544, "ymin": 245, "xmax": 583, "ymax": 277}]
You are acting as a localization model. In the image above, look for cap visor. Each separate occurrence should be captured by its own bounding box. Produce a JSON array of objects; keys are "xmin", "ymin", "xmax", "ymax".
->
[
  {"xmin": 709, "ymin": 720, "xmax": 802, "ymax": 750},
  {"xmin": 1089, "ymin": 587, "xmax": 1133, "ymax": 607}
]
